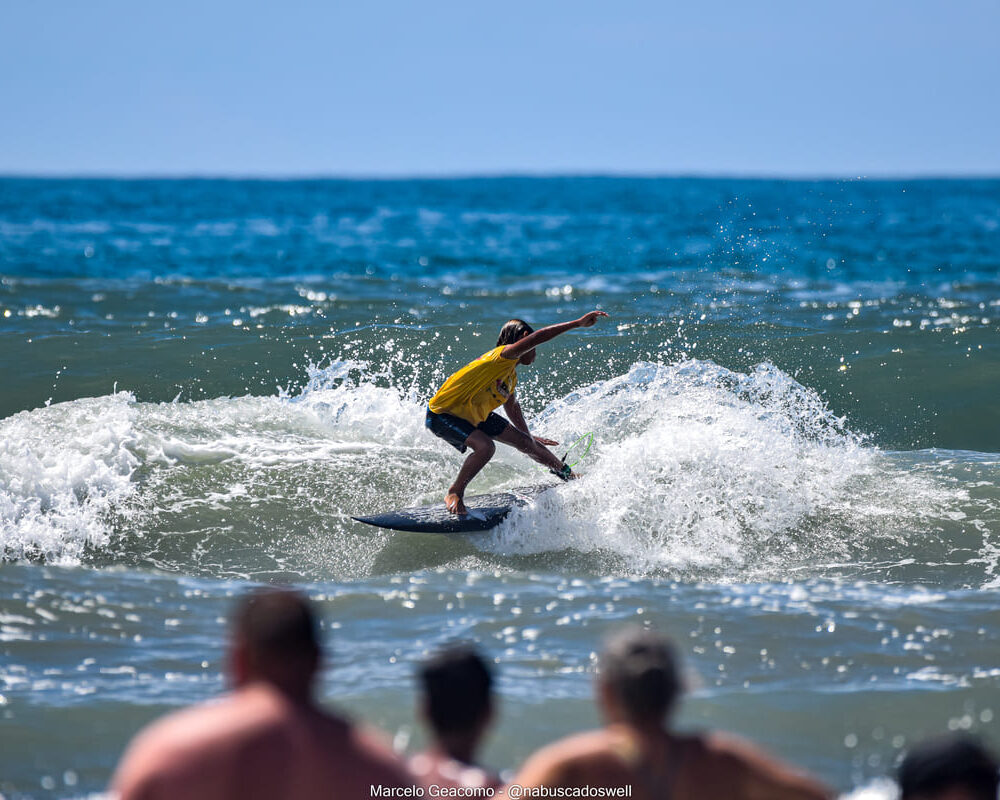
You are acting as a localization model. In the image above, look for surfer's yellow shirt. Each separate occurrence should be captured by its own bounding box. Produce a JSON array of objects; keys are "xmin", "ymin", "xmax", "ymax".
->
[{"xmin": 428, "ymin": 346, "xmax": 518, "ymax": 425}]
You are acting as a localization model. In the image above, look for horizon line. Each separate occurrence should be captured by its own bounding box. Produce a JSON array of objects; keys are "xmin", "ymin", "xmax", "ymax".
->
[{"xmin": 2, "ymin": 169, "xmax": 999, "ymax": 182}]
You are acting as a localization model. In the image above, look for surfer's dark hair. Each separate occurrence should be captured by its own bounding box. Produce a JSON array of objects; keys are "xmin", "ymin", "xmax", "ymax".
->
[
  {"xmin": 497, "ymin": 319, "xmax": 533, "ymax": 347},
  {"xmin": 899, "ymin": 735, "xmax": 999, "ymax": 800},
  {"xmin": 599, "ymin": 627, "xmax": 681, "ymax": 724},
  {"xmin": 419, "ymin": 643, "xmax": 493, "ymax": 734}
]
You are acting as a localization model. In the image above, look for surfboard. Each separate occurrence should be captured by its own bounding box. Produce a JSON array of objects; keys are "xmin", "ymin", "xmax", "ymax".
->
[{"xmin": 352, "ymin": 485, "xmax": 552, "ymax": 533}]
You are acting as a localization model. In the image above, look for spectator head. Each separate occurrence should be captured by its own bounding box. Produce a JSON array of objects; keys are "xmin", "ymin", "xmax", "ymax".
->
[
  {"xmin": 419, "ymin": 644, "xmax": 494, "ymax": 754},
  {"xmin": 597, "ymin": 626, "xmax": 682, "ymax": 727},
  {"xmin": 898, "ymin": 734, "xmax": 999, "ymax": 800},
  {"xmin": 230, "ymin": 588, "xmax": 321, "ymax": 700}
]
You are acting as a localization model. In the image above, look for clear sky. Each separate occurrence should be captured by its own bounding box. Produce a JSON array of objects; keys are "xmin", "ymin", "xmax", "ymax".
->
[{"xmin": 2, "ymin": 0, "xmax": 998, "ymax": 177}]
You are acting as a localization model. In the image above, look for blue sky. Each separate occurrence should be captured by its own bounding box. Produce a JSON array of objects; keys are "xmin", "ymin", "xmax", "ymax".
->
[{"xmin": 2, "ymin": 0, "xmax": 998, "ymax": 177}]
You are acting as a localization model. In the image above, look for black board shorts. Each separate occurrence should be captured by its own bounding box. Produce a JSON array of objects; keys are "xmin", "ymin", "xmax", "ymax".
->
[{"xmin": 425, "ymin": 408, "xmax": 509, "ymax": 453}]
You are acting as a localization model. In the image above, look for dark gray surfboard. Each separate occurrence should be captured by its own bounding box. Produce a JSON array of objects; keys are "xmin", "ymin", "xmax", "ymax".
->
[{"xmin": 352, "ymin": 485, "xmax": 552, "ymax": 533}]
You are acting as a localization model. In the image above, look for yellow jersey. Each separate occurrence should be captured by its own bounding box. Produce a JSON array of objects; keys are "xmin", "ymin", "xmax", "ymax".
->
[{"xmin": 428, "ymin": 346, "xmax": 518, "ymax": 425}]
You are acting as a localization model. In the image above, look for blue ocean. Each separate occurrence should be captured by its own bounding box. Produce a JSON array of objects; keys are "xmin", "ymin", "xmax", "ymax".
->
[{"xmin": 1, "ymin": 177, "xmax": 998, "ymax": 799}]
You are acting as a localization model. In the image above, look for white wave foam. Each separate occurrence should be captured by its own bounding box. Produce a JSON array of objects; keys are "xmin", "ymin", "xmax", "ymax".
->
[
  {"xmin": 485, "ymin": 360, "xmax": 873, "ymax": 572},
  {"xmin": 1, "ymin": 358, "xmax": 992, "ymax": 580},
  {"xmin": 128, "ymin": 361, "xmax": 428, "ymax": 473},
  {"xmin": 291, "ymin": 360, "xmax": 429, "ymax": 448},
  {"xmin": 0, "ymin": 359, "xmax": 437, "ymax": 565},
  {"xmin": 0, "ymin": 392, "xmax": 139, "ymax": 562}
]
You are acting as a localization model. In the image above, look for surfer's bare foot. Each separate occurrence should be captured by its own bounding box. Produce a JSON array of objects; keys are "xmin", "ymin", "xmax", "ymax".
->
[{"xmin": 445, "ymin": 491, "xmax": 467, "ymax": 514}]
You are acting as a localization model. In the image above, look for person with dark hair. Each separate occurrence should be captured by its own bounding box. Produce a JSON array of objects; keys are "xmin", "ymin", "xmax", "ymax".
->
[
  {"xmin": 426, "ymin": 310, "xmax": 608, "ymax": 513},
  {"xmin": 111, "ymin": 588, "xmax": 414, "ymax": 800},
  {"xmin": 410, "ymin": 644, "xmax": 502, "ymax": 790},
  {"xmin": 512, "ymin": 626, "xmax": 831, "ymax": 800},
  {"xmin": 898, "ymin": 734, "xmax": 999, "ymax": 800}
]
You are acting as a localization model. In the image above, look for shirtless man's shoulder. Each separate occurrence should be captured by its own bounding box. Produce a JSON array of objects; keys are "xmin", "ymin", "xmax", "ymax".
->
[
  {"xmin": 512, "ymin": 727, "xmax": 828, "ymax": 800},
  {"xmin": 113, "ymin": 693, "xmax": 264, "ymax": 790},
  {"xmin": 513, "ymin": 728, "xmax": 633, "ymax": 787},
  {"xmin": 694, "ymin": 731, "xmax": 831, "ymax": 800},
  {"xmin": 113, "ymin": 687, "xmax": 413, "ymax": 800}
]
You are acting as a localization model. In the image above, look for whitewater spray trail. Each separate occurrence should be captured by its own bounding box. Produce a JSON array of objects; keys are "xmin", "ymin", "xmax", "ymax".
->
[{"xmin": 1, "ymin": 359, "xmax": 994, "ymax": 584}]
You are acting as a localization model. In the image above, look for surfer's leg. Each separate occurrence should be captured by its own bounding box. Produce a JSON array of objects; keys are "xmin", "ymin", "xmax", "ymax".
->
[
  {"xmin": 446, "ymin": 431, "xmax": 496, "ymax": 514},
  {"xmin": 495, "ymin": 426, "xmax": 564, "ymax": 471}
]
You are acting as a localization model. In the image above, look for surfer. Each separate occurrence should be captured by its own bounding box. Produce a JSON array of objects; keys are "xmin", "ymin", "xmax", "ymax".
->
[{"xmin": 426, "ymin": 310, "xmax": 608, "ymax": 514}]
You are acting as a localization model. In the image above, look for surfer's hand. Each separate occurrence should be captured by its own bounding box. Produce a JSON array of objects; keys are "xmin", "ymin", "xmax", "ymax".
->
[
  {"xmin": 534, "ymin": 436, "xmax": 559, "ymax": 447},
  {"xmin": 576, "ymin": 310, "xmax": 608, "ymax": 328}
]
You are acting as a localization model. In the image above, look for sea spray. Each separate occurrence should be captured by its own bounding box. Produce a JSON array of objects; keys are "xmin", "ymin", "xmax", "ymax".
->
[
  {"xmin": 488, "ymin": 360, "xmax": 871, "ymax": 573},
  {"xmin": 0, "ymin": 391, "xmax": 139, "ymax": 562},
  {"xmin": 1, "ymin": 359, "xmax": 991, "ymax": 584}
]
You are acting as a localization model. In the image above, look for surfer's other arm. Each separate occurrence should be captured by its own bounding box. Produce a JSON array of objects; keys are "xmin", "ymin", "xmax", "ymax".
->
[
  {"xmin": 503, "ymin": 393, "xmax": 558, "ymax": 447},
  {"xmin": 500, "ymin": 310, "xmax": 608, "ymax": 361}
]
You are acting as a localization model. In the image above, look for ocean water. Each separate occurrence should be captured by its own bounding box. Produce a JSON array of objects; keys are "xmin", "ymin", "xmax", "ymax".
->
[{"xmin": 1, "ymin": 177, "xmax": 998, "ymax": 799}]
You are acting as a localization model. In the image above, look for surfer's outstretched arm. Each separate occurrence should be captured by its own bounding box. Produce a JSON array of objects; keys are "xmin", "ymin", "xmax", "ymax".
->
[{"xmin": 500, "ymin": 310, "xmax": 608, "ymax": 361}]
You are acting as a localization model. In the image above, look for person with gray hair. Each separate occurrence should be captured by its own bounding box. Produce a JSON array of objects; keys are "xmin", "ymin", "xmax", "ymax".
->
[{"xmin": 512, "ymin": 626, "xmax": 831, "ymax": 800}]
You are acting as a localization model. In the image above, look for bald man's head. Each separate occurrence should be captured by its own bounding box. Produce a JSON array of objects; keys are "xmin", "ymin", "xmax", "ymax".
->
[{"xmin": 231, "ymin": 588, "xmax": 321, "ymax": 698}]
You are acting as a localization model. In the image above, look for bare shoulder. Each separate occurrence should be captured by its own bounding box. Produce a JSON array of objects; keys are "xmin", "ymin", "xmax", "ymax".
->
[
  {"xmin": 347, "ymin": 722, "xmax": 414, "ymax": 782},
  {"xmin": 531, "ymin": 728, "xmax": 617, "ymax": 762},
  {"xmin": 514, "ymin": 729, "xmax": 620, "ymax": 785},
  {"xmin": 701, "ymin": 730, "xmax": 766, "ymax": 760},
  {"xmin": 306, "ymin": 710, "xmax": 407, "ymax": 770},
  {"xmin": 128, "ymin": 696, "xmax": 244, "ymax": 753},
  {"xmin": 350, "ymin": 721, "xmax": 401, "ymax": 759},
  {"xmin": 700, "ymin": 730, "xmax": 796, "ymax": 769},
  {"xmin": 699, "ymin": 731, "xmax": 832, "ymax": 800},
  {"xmin": 113, "ymin": 697, "xmax": 413, "ymax": 798},
  {"xmin": 111, "ymin": 698, "xmax": 246, "ymax": 796}
]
